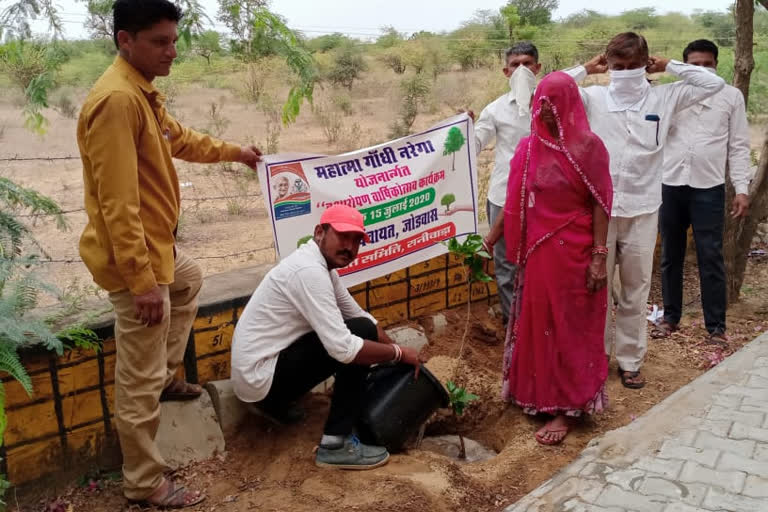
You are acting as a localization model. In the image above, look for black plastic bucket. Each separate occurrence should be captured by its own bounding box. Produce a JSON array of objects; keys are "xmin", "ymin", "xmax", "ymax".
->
[{"xmin": 356, "ymin": 363, "xmax": 449, "ymax": 452}]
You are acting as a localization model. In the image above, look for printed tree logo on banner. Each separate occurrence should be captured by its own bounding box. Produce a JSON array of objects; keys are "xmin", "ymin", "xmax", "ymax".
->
[
  {"xmin": 441, "ymin": 193, "xmax": 456, "ymax": 213},
  {"xmin": 442, "ymin": 126, "xmax": 466, "ymax": 172}
]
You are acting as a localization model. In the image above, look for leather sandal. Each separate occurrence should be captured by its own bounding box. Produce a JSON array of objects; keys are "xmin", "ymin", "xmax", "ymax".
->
[{"xmin": 619, "ymin": 368, "xmax": 645, "ymax": 389}]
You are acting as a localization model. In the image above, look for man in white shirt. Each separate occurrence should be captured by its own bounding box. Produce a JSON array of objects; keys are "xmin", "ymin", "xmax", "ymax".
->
[
  {"xmin": 471, "ymin": 42, "xmax": 541, "ymax": 325},
  {"xmin": 655, "ymin": 39, "xmax": 751, "ymax": 345},
  {"xmin": 564, "ymin": 32, "xmax": 724, "ymax": 389},
  {"xmin": 231, "ymin": 204, "xmax": 422, "ymax": 470}
]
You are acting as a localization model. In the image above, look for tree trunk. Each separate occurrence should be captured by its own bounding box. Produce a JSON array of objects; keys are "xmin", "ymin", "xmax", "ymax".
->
[
  {"xmin": 724, "ymin": 134, "xmax": 768, "ymax": 302},
  {"xmin": 732, "ymin": 0, "xmax": 755, "ymax": 106},
  {"xmin": 723, "ymin": 0, "xmax": 757, "ymax": 303}
]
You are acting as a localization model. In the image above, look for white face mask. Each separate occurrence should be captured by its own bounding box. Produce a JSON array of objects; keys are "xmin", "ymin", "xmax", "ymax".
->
[
  {"xmin": 508, "ymin": 65, "xmax": 537, "ymax": 117},
  {"xmin": 607, "ymin": 67, "xmax": 650, "ymax": 111}
]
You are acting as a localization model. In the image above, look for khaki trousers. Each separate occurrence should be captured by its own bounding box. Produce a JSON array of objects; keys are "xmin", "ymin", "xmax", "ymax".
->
[
  {"xmin": 108, "ymin": 250, "xmax": 203, "ymax": 500},
  {"xmin": 604, "ymin": 211, "xmax": 658, "ymax": 373}
]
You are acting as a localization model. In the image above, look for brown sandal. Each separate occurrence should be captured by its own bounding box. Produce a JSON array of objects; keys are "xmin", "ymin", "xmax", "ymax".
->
[
  {"xmin": 160, "ymin": 379, "xmax": 203, "ymax": 402},
  {"xmin": 650, "ymin": 320, "xmax": 678, "ymax": 339},
  {"xmin": 707, "ymin": 332, "xmax": 729, "ymax": 347},
  {"xmin": 130, "ymin": 479, "xmax": 206, "ymax": 509},
  {"xmin": 619, "ymin": 368, "xmax": 645, "ymax": 389}
]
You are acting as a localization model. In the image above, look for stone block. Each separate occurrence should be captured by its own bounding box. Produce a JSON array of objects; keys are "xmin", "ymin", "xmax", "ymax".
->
[
  {"xmin": 743, "ymin": 475, "xmax": 768, "ymax": 498},
  {"xmin": 662, "ymin": 504, "xmax": 708, "ymax": 512},
  {"xmin": 430, "ymin": 313, "xmax": 448, "ymax": 335},
  {"xmin": 703, "ymin": 487, "xmax": 765, "ymax": 512},
  {"xmin": 204, "ymin": 379, "xmax": 248, "ymax": 436},
  {"xmin": 605, "ymin": 468, "xmax": 648, "ymax": 491},
  {"xmin": 386, "ymin": 325, "xmax": 429, "ymax": 352},
  {"xmin": 694, "ymin": 431, "xmax": 756, "ymax": 458},
  {"xmin": 679, "ymin": 418, "xmax": 731, "ymax": 437},
  {"xmin": 730, "ymin": 422, "xmax": 768, "ymax": 444},
  {"xmin": 706, "ymin": 405, "xmax": 764, "ymax": 428},
  {"xmin": 718, "ymin": 452, "xmax": 768, "ymax": 478},
  {"xmin": 718, "ymin": 385, "xmax": 768, "ymax": 401},
  {"xmin": 595, "ymin": 484, "xmax": 667, "ymax": 512},
  {"xmin": 746, "ymin": 374, "xmax": 768, "ymax": 388},
  {"xmin": 754, "ymin": 443, "xmax": 768, "ymax": 462},
  {"xmin": 679, "ymin": 461, "xmax": 745, "ymax": 494},
  {"xmin": 638, "ymin": 478, "xmax": 707, "ymax": 507},
  {"xmin": 559, "ymin": 499, "xmax": 625, "ymax": 512},
  {"xmin": 634, "ymin": 456, "xmax": 684, "ymax": 479},
  {"xmin": 712, "ymin": 393, "xmax": 743, "ymax": 409},
  {"xmin": 658, "ymin": 441, "xmax": 720, "ymax": 468},
  {"xmin": 156, "ymin": 391, "xmax": 225, "ymax": 469}
]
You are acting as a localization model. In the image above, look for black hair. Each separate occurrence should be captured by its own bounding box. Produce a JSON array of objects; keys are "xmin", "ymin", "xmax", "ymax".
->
[
  {"xmin": 683, "ymin": 39, "xmax": 719, "ymax": 63},
  {"xmin": 606, "ymin": 32, "xmax": 649, "ymax": 63},
  {"xmin": 112, "ymin": 0, "xmax": 183, "ymax": 48},
  {"xmin": 506, "ymin": 41, "xmax": 539, "ymax": 63}
]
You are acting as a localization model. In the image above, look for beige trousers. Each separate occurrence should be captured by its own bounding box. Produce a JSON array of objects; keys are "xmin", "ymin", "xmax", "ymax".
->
[
  {"xmin": 108, "ymin": 250, "xmax": 203, "ymax": 500},
  {"xmin": 604, "ymin": 211, "xmax": 658, "ymax": 373}
]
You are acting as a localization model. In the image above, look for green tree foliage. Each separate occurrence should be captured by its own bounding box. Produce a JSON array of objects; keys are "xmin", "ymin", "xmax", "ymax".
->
[
  {"xmin": 443, "ymin": 126, "xmax": 467, "ymax": 171},
  {"xmin": 389, "ymin": 74, "xmax": 430, "ymax": 137},
  {"xmin": 692, "ymin": 10, "xmax": 737, "ymax": 47},
  {"xmin": 77, "ymin": 0, "xmax": 114, "ymax": 40},
  {"xmin": 376, "ymin": 25, "xmax": 405, "ymax": 49},
  {"xmin": 500, "ymin": 4, "xmax": 521, "ymax": 42},
  {"xmin": 505, "ymin": 0, "xmax": 559, "ymax": 27},
  {"xmin": 0, "ymin": 177, "xmax": 100, "ymax": 504},
  {"xmin": 193, "ymin": 30, "xmax": 222, "ymax": 65},
  {"xmin": 307, "ymin": 32, "xmax": 351, "ymax": 53},
  {"xmin": 327, "ymin": 44, "xmax": 366, "ymax": 90},
  {"xmin": 620, "ymin": 7, "xmax": 659, "ymax": 31},
  {"xmin": 0, "ymin": 40, "xmax": 67, "ymax": 134},
  {"xmin": 0, "ymin": 0, "xmax": 62, "ymax": 41}
]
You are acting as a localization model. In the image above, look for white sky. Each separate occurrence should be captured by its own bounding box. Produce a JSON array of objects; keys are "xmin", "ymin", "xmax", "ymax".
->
[{"xmin": 31, "ymin": 0, "xmax": 735, "ymax": 40}]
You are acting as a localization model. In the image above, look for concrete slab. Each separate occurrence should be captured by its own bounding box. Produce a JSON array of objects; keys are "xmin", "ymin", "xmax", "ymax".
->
[
  {"xmin": 386, "ymin": 326, "xmax": 429, "ymax": 352},
  {"xmin": 204, "ymin": 379, "xmax": 249, "ymax": 436},
  {"xmin": 504, "ymin": 332, "xmax": 768, "ymax": 512},
  {"xmin": 156, "ymin": 391, "xmax": 226, "ymax": 468}
]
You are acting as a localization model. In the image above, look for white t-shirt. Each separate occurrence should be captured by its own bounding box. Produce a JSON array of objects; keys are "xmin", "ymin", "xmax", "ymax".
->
[{"xmin": 231, "ymin": 240, "xmax": 376, "ymax": 402}]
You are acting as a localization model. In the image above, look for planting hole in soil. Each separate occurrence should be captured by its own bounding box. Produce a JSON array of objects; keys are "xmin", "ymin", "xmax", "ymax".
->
[{"xmin": 419, "ymin": 435, "xmax": 498, "ymax": 463}]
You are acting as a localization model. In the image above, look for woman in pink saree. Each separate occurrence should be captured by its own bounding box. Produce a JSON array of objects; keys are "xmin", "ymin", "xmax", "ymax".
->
[{"xmin": 485, "ymin": 72, "xmax": 613, "ymax": 445}]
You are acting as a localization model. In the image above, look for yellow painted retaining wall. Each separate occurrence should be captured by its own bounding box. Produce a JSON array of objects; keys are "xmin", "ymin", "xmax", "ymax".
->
[{"xmin": 2, "ymin": 252, "xmax": 496, "ymax": 487}]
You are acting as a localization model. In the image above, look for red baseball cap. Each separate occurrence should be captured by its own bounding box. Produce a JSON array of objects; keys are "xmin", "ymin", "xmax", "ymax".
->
[{"xmin": 320, "ymin": 204, "xmax": 370, "ymax": 242}]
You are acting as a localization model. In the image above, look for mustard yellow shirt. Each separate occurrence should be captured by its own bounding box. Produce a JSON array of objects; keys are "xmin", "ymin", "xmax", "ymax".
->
[{"xmin": 78, "ymin": 56, "xmax": 241, "ymax": 295}]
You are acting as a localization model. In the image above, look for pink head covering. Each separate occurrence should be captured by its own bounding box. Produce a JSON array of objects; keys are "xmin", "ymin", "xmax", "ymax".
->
[{"xmin": 504, "ymin": 71, "xmax": 613, "ymax": 266}]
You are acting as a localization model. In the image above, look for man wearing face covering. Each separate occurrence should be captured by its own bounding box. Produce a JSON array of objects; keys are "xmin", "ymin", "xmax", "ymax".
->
[
  {"xmin": 469, "ymin": 42, "xmax": 541, "ymax": 327},
  {"xmin": 563, "ymin": 32, "xmax": 725, "ymax": 390}
]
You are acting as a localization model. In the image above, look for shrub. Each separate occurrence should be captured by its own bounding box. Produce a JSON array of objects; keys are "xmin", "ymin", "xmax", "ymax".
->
[
  {"xmin": 327, "ymin": 45, "xmax": 366, "ymax": 90},
  {"xmin": 389, "ymin": 74, "xmax": 430, "ymax": 138}
]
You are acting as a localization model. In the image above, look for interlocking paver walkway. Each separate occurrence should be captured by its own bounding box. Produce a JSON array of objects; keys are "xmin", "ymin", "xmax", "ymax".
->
[{"xmin": 505, "ymin": 333, "xmax": 768, "ymax": 512}]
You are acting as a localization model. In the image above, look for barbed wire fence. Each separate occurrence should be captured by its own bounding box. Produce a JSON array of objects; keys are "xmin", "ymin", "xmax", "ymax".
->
[{"xmin": 3, "ymin": 154, "xmax": 277, "ymax": 265}]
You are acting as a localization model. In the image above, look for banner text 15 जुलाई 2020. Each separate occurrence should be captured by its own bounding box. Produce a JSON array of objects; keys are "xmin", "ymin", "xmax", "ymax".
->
[{"xmin": 258, "ymin": 113, "xmax": 479, "ymax": 288}]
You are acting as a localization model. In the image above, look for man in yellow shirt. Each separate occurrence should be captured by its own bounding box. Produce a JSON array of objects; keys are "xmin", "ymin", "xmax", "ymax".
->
[{"xmin": 77, "ymin": 0, "xmax": 261, "ymax": 507}]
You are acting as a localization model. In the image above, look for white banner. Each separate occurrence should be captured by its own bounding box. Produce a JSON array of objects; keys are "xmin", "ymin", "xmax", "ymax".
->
[{"xmin": 258, "ymin": 114, "xmax": 479, "ymax": 287}]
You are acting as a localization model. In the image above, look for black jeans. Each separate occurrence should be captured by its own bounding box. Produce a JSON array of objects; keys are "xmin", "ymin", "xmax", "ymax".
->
[
  {"xmin": 660, "ymin": 184, "xmax": 726, "ymax": 334},
  {"xmin": 258, "ymin": 317, "xmax": 377, "ymax": 436}
]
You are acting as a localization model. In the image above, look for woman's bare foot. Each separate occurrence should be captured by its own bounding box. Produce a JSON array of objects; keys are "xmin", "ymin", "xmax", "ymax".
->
[{"xmin": 535, "ymin": 415, "xmax": 570, "ymax": 445}]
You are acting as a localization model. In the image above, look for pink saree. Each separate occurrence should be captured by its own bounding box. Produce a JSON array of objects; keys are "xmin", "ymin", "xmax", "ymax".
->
[{"xmin": 501, "ymin": 72, "xmax": 613, "ymax": 416}]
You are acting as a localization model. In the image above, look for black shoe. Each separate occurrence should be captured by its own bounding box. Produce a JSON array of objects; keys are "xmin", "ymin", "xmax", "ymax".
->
[{"xmin": 248, "ymin": 402, "xmax": 306, "ymax": 425}]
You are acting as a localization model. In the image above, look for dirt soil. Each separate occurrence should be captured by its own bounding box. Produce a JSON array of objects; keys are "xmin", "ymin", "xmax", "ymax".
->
[{"xmin": 17, "ymin": 256, "xmax": 768, "ymax": 512}]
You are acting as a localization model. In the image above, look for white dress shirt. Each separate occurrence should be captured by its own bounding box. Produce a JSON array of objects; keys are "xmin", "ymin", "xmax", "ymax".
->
[
  {"xmin": 565, "ymin": 61, "xmax": 725, "ymax": 218},
  {"xmin": 474, "ymin": 92, "xmax": 532, "ymax": 207},
  {"xmin": 662, "ymin": 83, "xmax": 751, "ymax": 195},
  {"xmin": 231, "ymin": 239, "xmax": 376, "ymax": 402}
]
